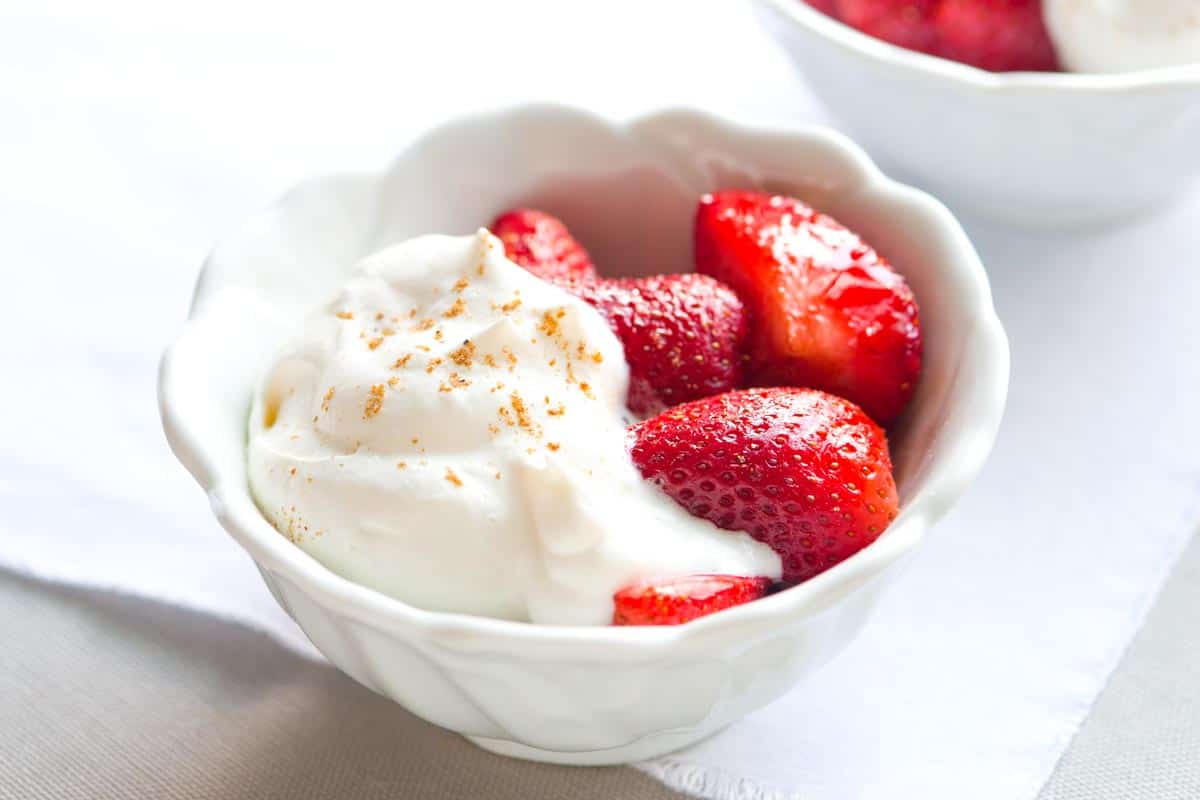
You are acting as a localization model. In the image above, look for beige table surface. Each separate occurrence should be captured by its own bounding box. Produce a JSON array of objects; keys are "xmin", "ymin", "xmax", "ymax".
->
[{"xmin": 2, "ymin": 531, "xmax": 1197, "ymax": 800}]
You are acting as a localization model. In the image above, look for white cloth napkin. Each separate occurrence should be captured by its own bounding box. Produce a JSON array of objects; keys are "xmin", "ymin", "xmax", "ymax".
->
[{"xmin": 2, "ymin": 3, "xmax": 1198, "ymax": 799}]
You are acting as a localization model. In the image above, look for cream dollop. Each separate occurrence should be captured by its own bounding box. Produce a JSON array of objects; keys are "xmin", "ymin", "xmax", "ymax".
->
[
  {"xmin": 247, "ymin": 230, "xmax": 780, "ymax": 625},
  {"xmin": 1045, "ymin": 0, "xmax": 1200, "ymax": 73}
]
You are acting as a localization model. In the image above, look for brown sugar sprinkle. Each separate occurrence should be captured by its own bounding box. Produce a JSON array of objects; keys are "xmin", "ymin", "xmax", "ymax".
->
[
  {"xmin": 538, "ymin": 308, "xmax": 567, "ymax": 338},
  {"xmin": 487, "ymin": 423, "xmax": 500, "ymax": 435},
  {"xmin": 493, "ymin": 297, "xmax": 522, "ymax": 313},
  {"xmin": 363, "ymin": 384, "xmax": 385, "ymax": 418},
  {"xmin": 375, "ymin": 312, "xmax": 384, "ymax": 321},
  {"xmin": 367, "ymin": 337, "xmax": 384, "ymax": 350},
  {"xmin": 381, "ymin": 327, "xmax": 396, "ymax": 337},
  {"xmin": 289, "ymin": 467, "xmax": 297, "ymax": 476},
  {"xmin": 444, "ymin": 467, "xmax": 463, "ymax": 487},
  {"xmin": 546, "ymin": 442, "xmax": 561, "ymax": 452},
  {"xmin": 450, "ymin": 340, "xmax": 476, "ymax": 367},
  {"xmin": 498, "ymin": 406, "xmax": 515, "ymax": 426},
  {"xmin": 321, "ymin": 387, "xmax": 336, "ymax": 413},
  {"xmin": 439, "ymin": 373, "xmax": 471, "ymax": 392},
  {"xmin": 490, "ymin": 381, "xmax": 505, "ymax": 393},
  {"xmin": 387, "ymin": 377, "xmax": 400, "ymax": 388},
  {"xmin": 434, "ymin": 328, "xmax": 445, "ymax": 342},
  {"xmin": 591, "ymin": 351, "xmax": 604, "ymax": 364},
  {"xmin": 548, "ymin": 358, "xmax": 557, "ymax": 367},
  {"xmin": 442, "ymin": 297, "xmax": 467, "ymax": 319},
  {"xmin": 510, "ymin": 392, "xmax": 532, "ymax": 428},
  {"xmin": 413, "ymin": 317, "xmax": 435, "ymax": 332},
  {"xmin": 494, "ymin": 471, "xmax": 502, "ymax": 480},
  {"xmin": 502, "ymin": 347, "xmax": 518, "ymax": 371},
  {"xmin": 482, "ymin": 353, "xmax": 499, "ymax": 368},
  {"xmin": 392, "ymin": 354, "xmax": 412, "ymax": 369},
  {"xmin": 477, "ymin": 262, "xmax": 486, "ymax": 276},
  {"xmin": 425, "ymin": 357, "xmax": 444, "ymax": 374},
  {"xmin": 408, "ymin": 308, "xmax": 418, "ymax": 318},
  {"xmin": 547, "ymin": 404, "xmax": 566, "ymax": 416},
  {"xmin": 335, "ymin": 310, "xmax": 354, "ymax": 320},
  {"xmin": 452, "ymin": 276, "xmax": 470, "ymax": 293},
  {"xmin": 396, "ymin": 461, "xmax": 407, "ymax": 470},
  {"xmin": 415, "ymin": 344, "xmax": 431, "ymax": 352}
]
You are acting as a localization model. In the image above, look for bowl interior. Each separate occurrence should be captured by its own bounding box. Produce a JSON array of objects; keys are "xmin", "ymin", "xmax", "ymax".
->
[{"xmin": 168, "ymin": 106, "xmax": 1006, "ymax": 639}]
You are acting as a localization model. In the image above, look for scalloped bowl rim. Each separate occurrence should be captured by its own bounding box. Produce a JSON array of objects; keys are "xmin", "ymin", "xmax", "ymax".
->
[
  {"xmin": 758, "ymin": 0, "xmax": 1200, "ymax": 93},
  {"xmin": 159, "ymin": 104, "xmax": 1009, "ymax": 659}
]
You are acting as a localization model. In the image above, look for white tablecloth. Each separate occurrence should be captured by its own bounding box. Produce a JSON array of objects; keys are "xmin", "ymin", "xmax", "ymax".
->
[{"xmin": 2, "ymin": 2, "xmax": 1198, "ymax": 798}]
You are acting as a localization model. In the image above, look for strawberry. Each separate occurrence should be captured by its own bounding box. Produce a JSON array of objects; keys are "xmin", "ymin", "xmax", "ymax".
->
[
  {"xmin": 628, "ymin": 387, "xmax": 898, "ymax": 584},
  {"xmin": 933, "ymin": 0, "xmax": 1058, "ymax": 72},
  {"xmin": 612, "ymin": 575, "xmax": 772, "ymax": 626},
  {"xmin": 573, "ymin": 274, "xmax": 748, "ymax": 416},
  {"xmin": 694, "ymin": 190, "xmax": 921, "ymax": 426},
  {"xmin": 836, "ymin": 0, "xmax": 940, "ymax": 56},
  {"xmin": 490, "ymin": 208, "xmax": 598, "ymax": 283},
  {"xmin": 803, "ymin": 0, "xmax": 840, "ymax": 16}
]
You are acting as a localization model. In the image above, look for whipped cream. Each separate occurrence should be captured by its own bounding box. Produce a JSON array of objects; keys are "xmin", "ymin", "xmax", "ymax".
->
[
  {"xmin": 1045, "ymin": 0, "xmax": 1200, "ymax": 72},
  {"xmin": 247, "ymin": 231, "xmax": 780, "ymax": 625}
]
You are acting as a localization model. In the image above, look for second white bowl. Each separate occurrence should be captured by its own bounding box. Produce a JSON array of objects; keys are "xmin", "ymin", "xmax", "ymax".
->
[{"xmin": 753, "ymin": 0, "xmax": 1200, "ymax": 228}]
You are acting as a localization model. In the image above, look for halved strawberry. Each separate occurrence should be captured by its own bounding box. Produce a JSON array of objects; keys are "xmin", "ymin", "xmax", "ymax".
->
[
  {"xmin": 836, "ymin": 0, "xmax": 940, "ymax": 56},
  {"xmin": 490, "ymin": 208, "xmax": 598, "ymax": 283},
  {"xmin": 933, "ymin": 0, "xmax": 1059, "ymax": 72},
  {"xmin": 629, "ymin": 387, "xmax": 899, "ymax": 584},
  {"xmin": 694, "ymin": 190, "xmax": 921, "ymax": 426},
  {"xmin": 612, "ymin": 575, "xmax": 772, "ymax": 625},
  {"xmin": 573, "ymin": 274, "xmax": 748, "ymax": 416},
  {"xmin": 803, "ymin": 0, "xmax": 840, "ymax": 16}
]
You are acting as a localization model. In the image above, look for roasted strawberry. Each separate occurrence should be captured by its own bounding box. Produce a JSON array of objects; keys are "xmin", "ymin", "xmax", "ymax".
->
[
  {"xmin": 933, "ymin": 0, "xmax": 1058, "ymax": 72},
  {"xmin": 694, "ymin": 190, "xmax": 921, "ymax": 426},
  {"xmin": 612, "ymin": 575, "xmax": 772, "ymax": 626},
  {"xmin": 836, "ymin": 0, "xmax": 940, "ymax": 55},
  {"xmin": 629, "ymin": 387, "xmax": 898, "ymax": 584},
  {"xmin": 573, "ymin": 274, "xmax": 748, "ymax": 416},
  {"xmin": 490, "ymin": 208, "xmax": 598, "ymax": 283}
]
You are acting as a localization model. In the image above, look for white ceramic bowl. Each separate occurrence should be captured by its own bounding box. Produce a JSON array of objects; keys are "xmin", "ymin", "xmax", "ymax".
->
[
  {"xmin": 159, "ymin": 105, "xmax": 1008, "ymax": 765},
  {"xmin": 752, "ymin": 0, "xmax": 1200, "ymax": 228}
]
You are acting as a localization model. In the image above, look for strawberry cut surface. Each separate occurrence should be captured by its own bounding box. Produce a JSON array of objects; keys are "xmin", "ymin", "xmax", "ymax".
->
[
  {"xmin": 629, "ymin": 387, "xmax": 899, "ymax": 584},
  {"xmin": 612, "ymin": 575, "xmax": 772, "ymax": 626},
  {"xmin": 837, "ymin": 0, "xmax": 940, "ymax": 55},
  {"xmin": 694, "ymin": 190, "xmax": 921, "ymax": 426},
  {"xmin": 809, "ymin": 0, "xmax": 1059, "ymax": 72},
  {"xmin": 933, "ymin": 0, "xmax": 1059, "ymax": 72}
]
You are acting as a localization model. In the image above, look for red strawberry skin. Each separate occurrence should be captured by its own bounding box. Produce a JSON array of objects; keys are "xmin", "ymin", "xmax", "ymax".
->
[
  {"xmin": 629, "ymin": 387, "xmax": 898, "ymax": 584},
  {"xmin": 694, "ymin": 190, "xmax": 921, "ymax": 426},
  {"xmin": 612, "ymin": 575, "xmax": 772, "ymax": 626},
  {"xmin": 933, "ymin": 0, "xmax": 1058, "ymax": 72},
  {"xmin": 490, "ymin": 209, "xmax": 598, "ymax": 283},
  {"xmin": 836, "ymin": 0, "xmax": 940, "ymax": 55},
  {"xmin": 573, "ymin": 274, "xmax": 748, "ymax": 416},
  {"xmin": 803, "ymin": 0, "xmax": 840, "ymax": 16}
]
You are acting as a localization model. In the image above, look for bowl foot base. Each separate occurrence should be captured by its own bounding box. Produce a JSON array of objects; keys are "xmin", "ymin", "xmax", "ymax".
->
[{"xmin": 465, "ymin": 725, "xmax": 723, "ymax": 766}]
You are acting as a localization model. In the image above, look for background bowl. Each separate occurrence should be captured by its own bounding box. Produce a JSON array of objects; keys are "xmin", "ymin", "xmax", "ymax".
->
[
  {"xmin": 752, "ymin": 0, "xmax": 1200, "ymax": 228},
  {"xmin": 159, "ymin": 105, "xmax": 1008, "ymax": 765}
]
